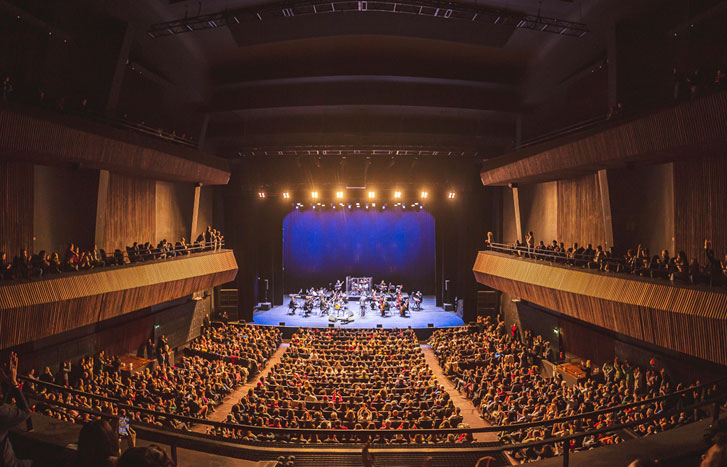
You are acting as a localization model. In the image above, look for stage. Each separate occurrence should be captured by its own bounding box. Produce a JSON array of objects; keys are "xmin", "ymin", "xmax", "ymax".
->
[{"xmin": 252, "ymin": 296, "xmax": 465, "ymax": 329}]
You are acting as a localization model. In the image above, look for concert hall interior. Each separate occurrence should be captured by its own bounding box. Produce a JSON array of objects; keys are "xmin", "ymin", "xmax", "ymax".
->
[{"xmin": 2, "ymin": 0, "xmax": 727, "ymax": 466}]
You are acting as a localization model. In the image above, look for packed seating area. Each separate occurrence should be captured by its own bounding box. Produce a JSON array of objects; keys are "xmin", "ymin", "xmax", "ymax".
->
[
  {"xmin": 0, "ymin": 226, "xmax": 223, "ymax": 281},
  {"xmin": 486, "ymin": 234, "xmax": 727, "ymax": 288},
  {"xmin": 187, "ymin": 323, "xmax": 281, "ymax": 383},
  {"xmin": 213, "ymin": 328, "xmax": 465, "ymax": 445},
  {"xmin": 22, "ymin": 323, "xmax": 279, "ymax": 431},
  {"xmin": 429, "ymin": 317, "xmax": 719, "ymax": 463}
]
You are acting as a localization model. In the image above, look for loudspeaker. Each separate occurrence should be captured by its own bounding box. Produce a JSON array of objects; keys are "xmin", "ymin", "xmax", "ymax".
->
[
  {"xmin": 260, "ymin": 302, "xmax": 272, "ymax": 311},
  {"xmin": 279, "ymin": 322, "xmax": 285, "ymax": 326},
  {"xmin": 328, "ymin": 323, "xmax": 335, "ymax": 328},
  {"xmin": 443, "ymin": 303, "xmax": 454, "ymax": 311},
  {"xmin": 428, "ymin": 323, "xmax": 434, "ymax": 328},
  {"xmin": 376, "ymin": 324, "xmax": 383, "ymax": 329}
]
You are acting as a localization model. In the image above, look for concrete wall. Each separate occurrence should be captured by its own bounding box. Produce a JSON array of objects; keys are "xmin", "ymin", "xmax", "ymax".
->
[
  {"xmin": 195, "ymin": 185, "xmax": 215, "ymax": 241},
  {"xmin": 609, "ymin": 162, "xmax": 674, "ymax": 254},
  {"xmin": 33, "ymin": 164, "xmax": 98, "ymax": 254}
]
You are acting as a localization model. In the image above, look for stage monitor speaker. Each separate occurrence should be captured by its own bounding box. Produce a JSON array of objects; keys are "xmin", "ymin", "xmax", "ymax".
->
[
  {"xmin": 428, "ymin": 323, "xmax": 434, "ymax": 328},
  {"xmin": 260, "ymin": 302, "xmax": 272, "ymax": 310},
  {"xmin": 279, "ymin": 322, "xmax": 285, "ymax": 326},
  {"xmin": 377, "ymin": 324, "xmax": 383, "ymax": 329},
  {"xmin": 443, "ymin": 303, "xmax": 454, "ymax": 311},
  {"xmin": 328, "ymin": 323, "xmax": 335, "ymax": 328}
]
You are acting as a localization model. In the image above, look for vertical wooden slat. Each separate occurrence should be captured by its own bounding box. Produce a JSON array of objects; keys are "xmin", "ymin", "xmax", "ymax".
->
[{"xmin": 0, "ymin": 161, "xmax": 34, "ymax": 257}]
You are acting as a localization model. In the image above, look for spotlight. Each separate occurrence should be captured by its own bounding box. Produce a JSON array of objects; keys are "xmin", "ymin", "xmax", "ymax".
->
[
  {"xmin": 258, "ymin": 192, "xmax": 266, "ymax": 198},
  {"xmin": 419, "ymin": 205, "xmax": 423, "ymax": 210},
  {"xmin": 394, "ymin": 191, "xmax": 402, "ymax": 199},
  {"xmin": 448, "ymin": 191, "xmax": 456, "ymax": 199},
  {"xmin": 348, "ymin": 204, "xmax": 352, "ymax": 209},
  {"xmin": 421, "ymin": 191, "xmax": 429, "ymax": 199},
  {"xmin": 372, "ymin": 203, "xmax": 376, "ymax": 207},
  {"xmin": 366, "ymin": 204, "xmax": 369, "ymax": 210},
  {"xmin": 368, "ymin": 191, "xmax": 376, "ymax": 199},
  {"xmin": 311, "ymin": 191, "xmax": 319, "ymax": 199},
  {"xmin": 336, "ymin": 191, "xmax": 344, "ymax": 199},
  {"xmin": 382, "ymin": 205, "xmax": 386, "ymax": 210},
  {"xmin": 282, "ymin": 192, "xmax": 290, "ymax": 199}
]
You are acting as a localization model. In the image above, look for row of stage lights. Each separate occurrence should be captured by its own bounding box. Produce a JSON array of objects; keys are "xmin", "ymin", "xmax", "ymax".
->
[
  {"xmin": 257, "ymin": 190, "xmax": 455, "ymax": 201},
  {"xmin": 295, "ymin": 202, "xmax": 424, "ymax": 211}
]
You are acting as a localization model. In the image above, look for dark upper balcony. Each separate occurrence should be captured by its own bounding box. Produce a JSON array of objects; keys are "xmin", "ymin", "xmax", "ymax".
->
[
  {"xmin": 473, "ymin": 250, "xmax": 727, "ymax": 366},
  {"xmin": 0, "ymin": 249, "xmax": 237, "ymax": 350}
]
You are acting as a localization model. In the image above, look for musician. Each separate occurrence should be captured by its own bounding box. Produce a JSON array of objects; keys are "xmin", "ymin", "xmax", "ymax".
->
[
  {"xmin": 335, "ymin": 279, "xmax": 343, "ymax": 292},
  {"xmin": 288, "ymin": 297, "xmax": 297, "ymax": 315},
  {"xmin": 399, "ymin": 298, "xmax": 409, "ymax": 317},
  {"xmin": 304, "ymin": 298, "xmax": 313, "ymax": 316}
]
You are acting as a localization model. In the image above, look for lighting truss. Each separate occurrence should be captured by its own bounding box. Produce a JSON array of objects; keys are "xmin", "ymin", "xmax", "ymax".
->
[
  {"xmin": 148, "ymin": 0, "xmax": 588, "ymax": 38},
  {"xmin": 234, "ymin": 145, "xmax": 481, "ymax": 158}
]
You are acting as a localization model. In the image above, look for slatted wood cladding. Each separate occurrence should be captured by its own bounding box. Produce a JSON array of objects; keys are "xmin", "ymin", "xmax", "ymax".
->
[
  {"xmin": 556, "ymin": 173, "xmax": 606, "ymax": 248},
  {"xmin": 0, "ymin": 250, "xmax": 238, "ymax": 349},
  {"xmin": 674, "ymin": 155, "xmax": 727, "ymax": 261},
  {"xmin": 104, "ymin": 173, "xmax": 156, "ymax": 252},
  {"xmin": 473, "ymin": 251, "xmax": 727, "ymax": 366},
  {"xmin": 0, "ymin": 108, "xmax": 230, "ymax": 185},
  {"xmin": 0, "ymin": 161, "xmax": 33, "ymax": 257},
  {"xmin": 480, "ymin": 90, "xmax": 727, "ymax": 186}
]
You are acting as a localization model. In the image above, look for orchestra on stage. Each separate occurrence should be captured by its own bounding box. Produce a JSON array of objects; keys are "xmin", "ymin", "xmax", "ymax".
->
[{"xmin": 287, "ymin": 278, "xmax": 424, "ymax": 322}]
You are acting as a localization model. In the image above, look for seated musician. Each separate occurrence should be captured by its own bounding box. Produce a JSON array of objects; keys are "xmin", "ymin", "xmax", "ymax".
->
[
  {"xmin": 400, "ymin": 298, "xmax": 409, "ymax": 317},
  {"xmin": 288, "ymin": 297, "xmax": 296, "ymax": 315}
]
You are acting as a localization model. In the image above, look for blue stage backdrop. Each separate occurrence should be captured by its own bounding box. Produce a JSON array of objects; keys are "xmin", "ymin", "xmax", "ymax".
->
[{"xmin": 283, "ymin": 209, "xmax": 436, "ymax": 294}]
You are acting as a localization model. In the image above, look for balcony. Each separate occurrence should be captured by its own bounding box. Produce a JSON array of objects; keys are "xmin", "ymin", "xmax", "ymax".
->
[
  {"xmin": 0, "ymin": 250, "xmax": 237, "ymax": 349},
  {"xmin": 473, "ymin": 250, "xmax": 727, "ymax": 366}
]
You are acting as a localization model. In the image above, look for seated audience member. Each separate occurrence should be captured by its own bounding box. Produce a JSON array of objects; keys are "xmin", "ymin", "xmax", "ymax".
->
[
  {"xmin": 0, "ymin": 352, "xmax": 32, "ymax": 467},
  {"xmin": 12, "ymin": 249, "xmax": 33, "ymax": 279},
  {"xmin": 0, "ymin": 251, "xmax": 12, "ymax": 279},
  {"xmin": 704, "ymin": 240, "xmax": 725, "ymax": 286},
  {"xmin": 118, "ymin": 445, "xmax": 175, "ymax": 467},
  {"xmin": 77, "ymin": 419, "xmax": 120, "ymax": 467}
]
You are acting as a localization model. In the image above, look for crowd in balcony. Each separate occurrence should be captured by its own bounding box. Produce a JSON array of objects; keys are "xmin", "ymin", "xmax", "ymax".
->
[
  {"xmin": 0, "ymin": 226, "xmax": 223, "ymax": 282},
  {"xmin": 486, "ymin": 232, "xmax": 727, "ymax": 288},
  {"xmin": 211, "ymin": 328, "xmax": 465, "ymax": 445},
  {"xmin": 429, "ymin": 316, "xmax": 716, "ymax": 463}
]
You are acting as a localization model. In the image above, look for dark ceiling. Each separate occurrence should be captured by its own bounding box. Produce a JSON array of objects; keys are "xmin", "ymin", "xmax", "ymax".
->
[{"xmin": 84, "ymin": 0, "xmax": 635, "ymax": 160}]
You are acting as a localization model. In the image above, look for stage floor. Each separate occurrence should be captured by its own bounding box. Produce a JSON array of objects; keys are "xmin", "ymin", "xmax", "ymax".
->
[{"xmin": 252, "ymin": 296, "xmax": 465, "ymax": 329}]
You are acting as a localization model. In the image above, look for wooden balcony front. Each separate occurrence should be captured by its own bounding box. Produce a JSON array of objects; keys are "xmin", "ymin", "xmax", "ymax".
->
[
  {"xmin": 473, "ymin": 251, "xmax": 727, "ymax": 366},
  {"xmin": 0, "ymin": 250, "xmax": 238, "ymax": 349}
]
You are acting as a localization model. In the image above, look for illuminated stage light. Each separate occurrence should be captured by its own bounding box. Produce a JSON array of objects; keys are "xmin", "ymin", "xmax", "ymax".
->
[
  {"xmin": 282, "ymin": 192, "xmax": 290, "ymax": 199},
  {"xmin": 448, "ymin": 191, "xmax": 456, "ymax": 199},
  {"xmin": 368, "ymin": 191, "xmax": 376, "ymax": 199},
  {"xmin": 394, "ymin": 191, "xmax": 402, "ymax": 199},
  {"xmin": 311, "ymin": 191, "xmax": 319, "ymax": 199},
  {"xmin": 419, "ymin": 205, "xmax": 423, "ymax": 210},
  {"xmin": 372, "ymin": 203, "xmax": 376, "ymax": 207},
  {"xmin": 335, "ymin": 191, "xmax": 344, "ymax": 199},
  {"xmin": 258, "ymin": 192, "xmax": 266, "ymax": 198},
  {"xmin": 421, "ymin": 191, "xmax": 429, "ymax": 199}
]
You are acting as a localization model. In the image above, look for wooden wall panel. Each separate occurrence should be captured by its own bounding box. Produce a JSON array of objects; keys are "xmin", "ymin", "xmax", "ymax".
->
[
  {"xmin": 0, "ymin": 161, "xmax": 34, "ymax": 258},
  {"xmin": 481, "ymin": 90, "xmax": 727, "ymax": 186},
  {"xmin": 556, "ymin": 174, "xmax": 605, "ymax": 248},
  {"xmin": 0, "ymin": 108, "xmax": 230, "ymax": 185},
  {"xmin": 0, "ymin": 250, "xmax": 237, "ymax": 349},
  {"xmin": 104, "ymin": 173, "xmax": 156, "ymax": 252},
  {"xmin": 473, "ymin": 252, "xmax": 727, "ymax": 366},
  {"xmin": 674, "ymin": 155, "xmax": 727, "ymax": 262}
]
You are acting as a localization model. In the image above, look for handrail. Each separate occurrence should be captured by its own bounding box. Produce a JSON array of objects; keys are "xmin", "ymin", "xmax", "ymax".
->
[
  {"xmin": 0, "ymin": 240, "xmax": 225, "ymax": 284},
  {"xmin": 19, "ymin": 375, "xmax": 724, "ymax": 438},
  {"xmin": 19, "ymin": 378, "xmax": 726, "ymax": 467}
]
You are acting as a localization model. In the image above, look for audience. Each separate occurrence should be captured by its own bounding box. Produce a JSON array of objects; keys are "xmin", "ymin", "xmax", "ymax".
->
[
  {"xmin": 188, "ymin": 324, "xmax": 281, "ymax": 383},
  {"xmin": 430, "ymin": 316, "xmax": 717, "ymax": 463},
  {"xmin": 0, "ymin": 227, "xmax": 223, "ymax": 282},
  {"xmin": 214, "ymin": 328, "xmax": 461, "ymax": 445},
  {"xmin": 495, "ymin": 234, "xmax": 727, "ymax": 288}
]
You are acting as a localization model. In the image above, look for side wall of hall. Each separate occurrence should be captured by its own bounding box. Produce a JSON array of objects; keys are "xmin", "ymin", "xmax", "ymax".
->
[{"xmin": 14, "ymin": 293, "xmax": 212, "ymax": 374}]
